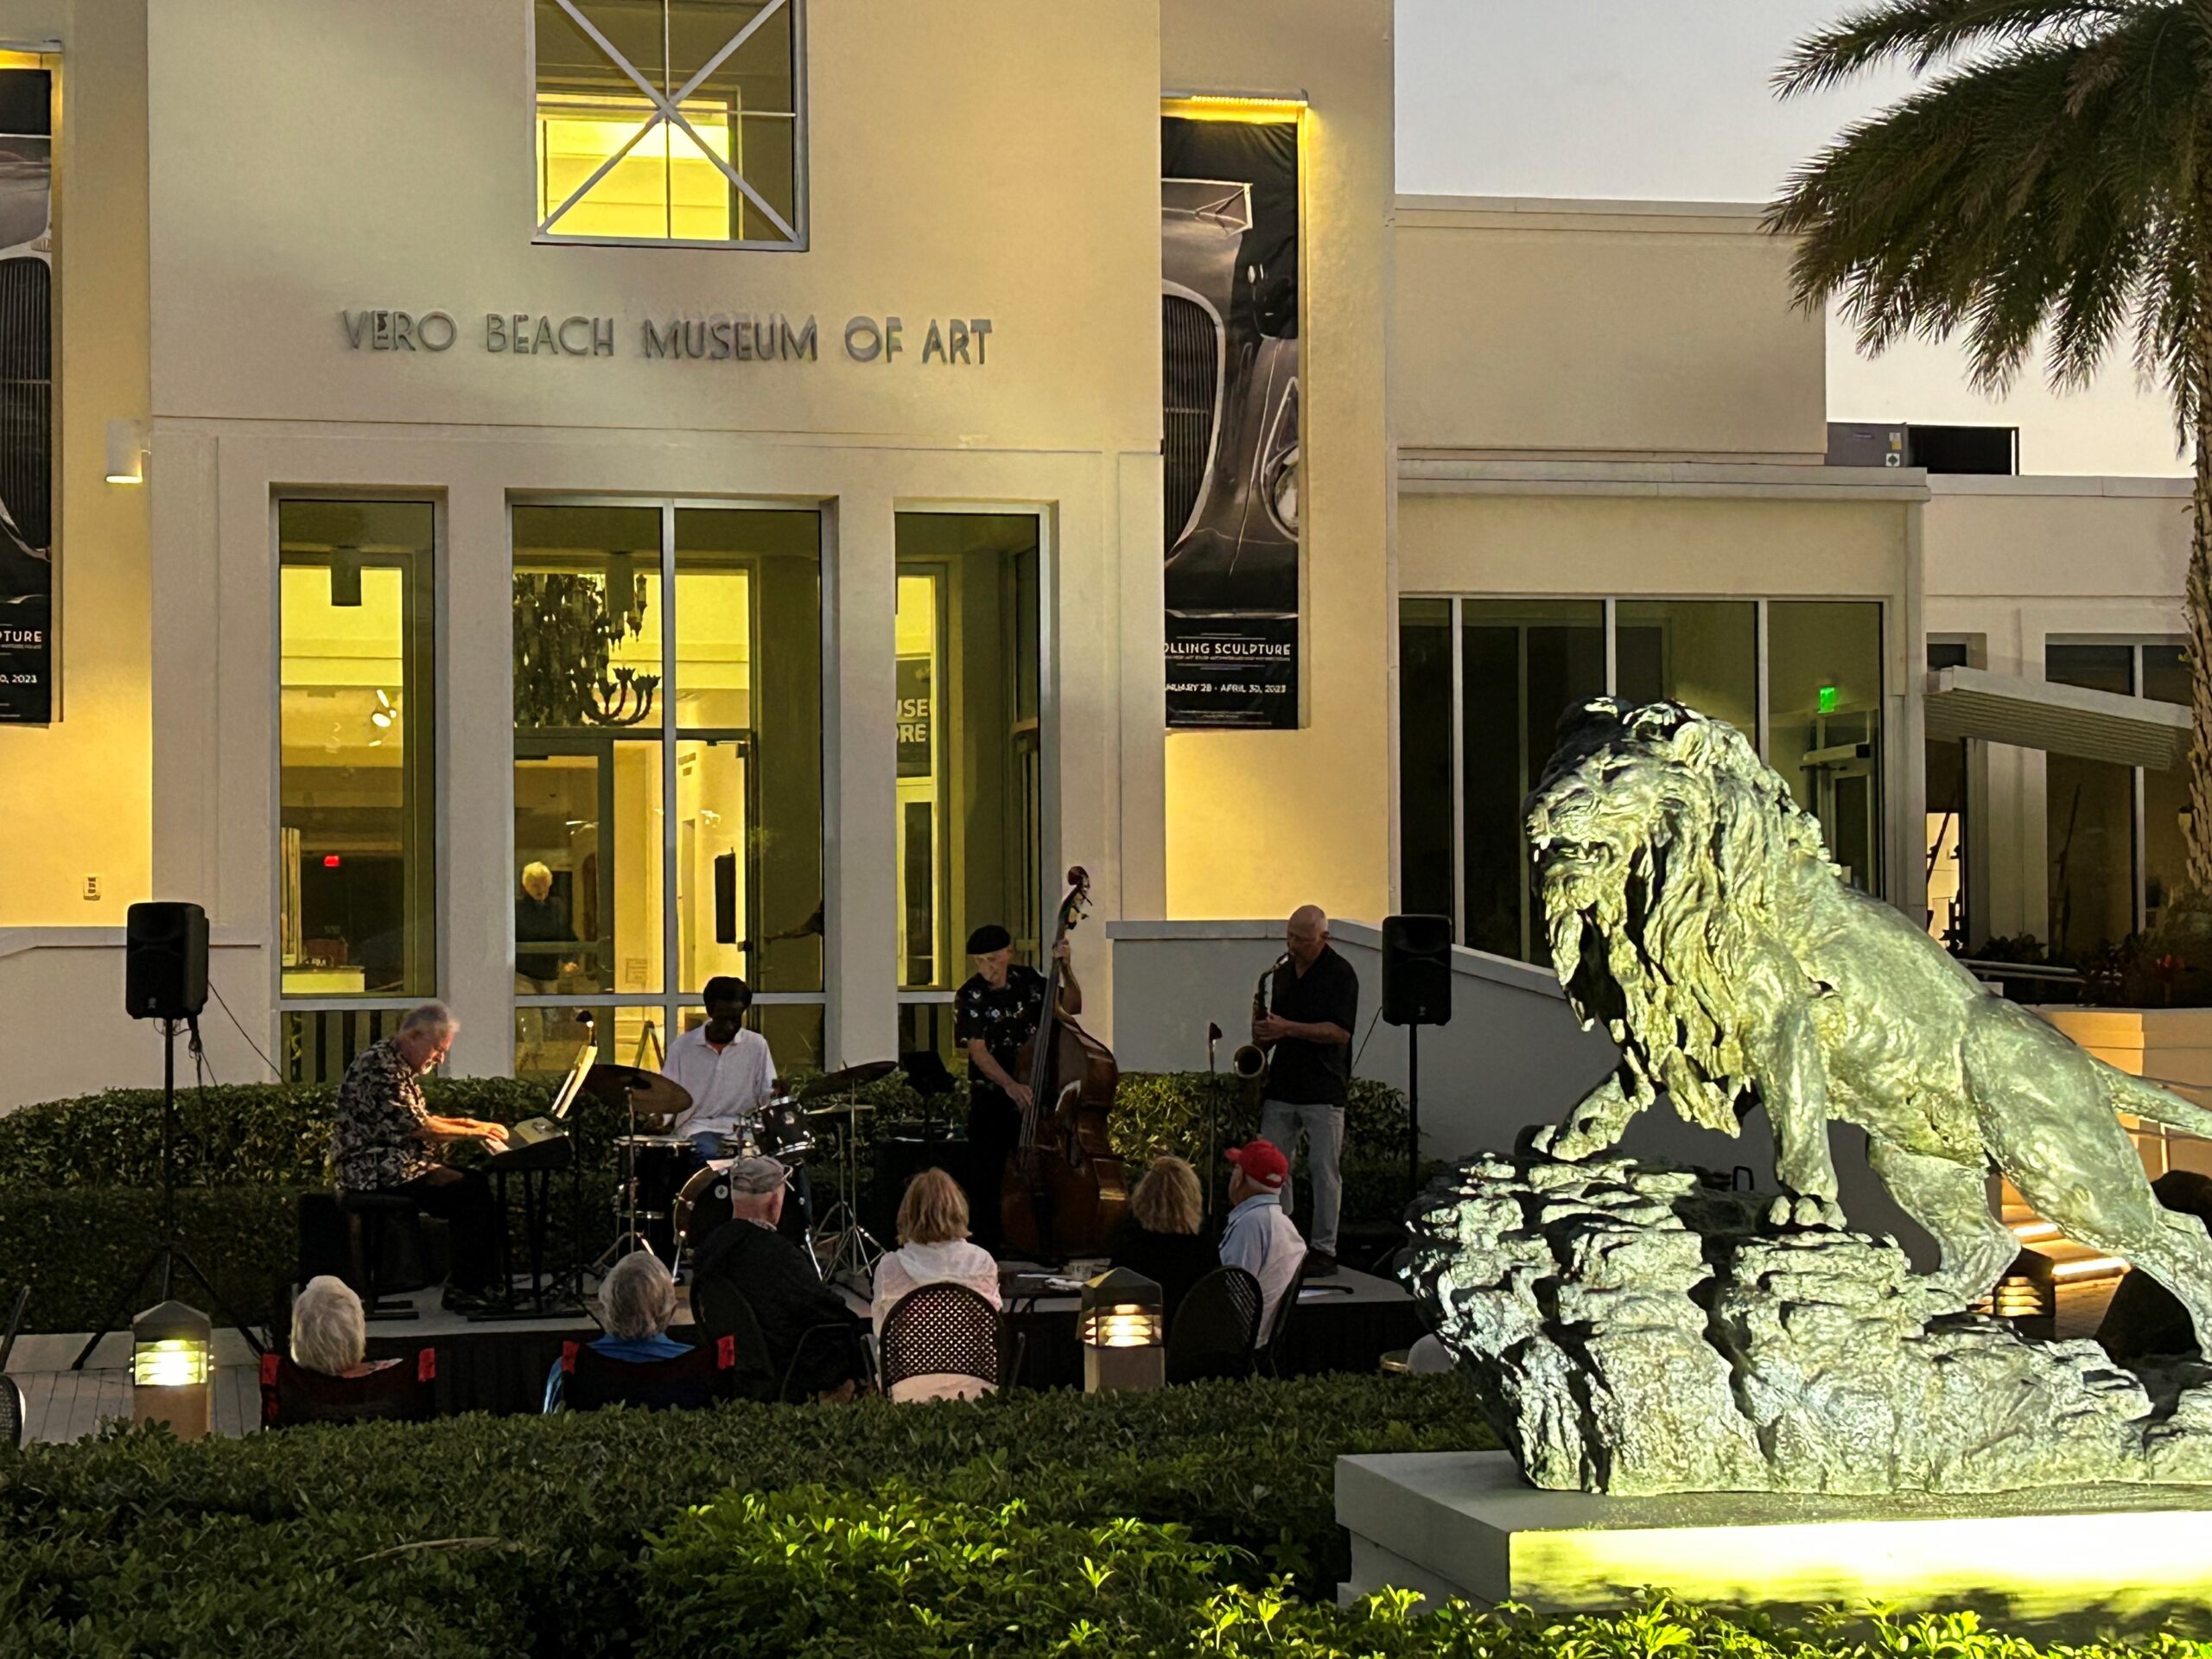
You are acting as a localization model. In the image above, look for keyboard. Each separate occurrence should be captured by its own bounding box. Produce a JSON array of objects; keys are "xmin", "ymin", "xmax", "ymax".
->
[{"xmin": 487, "ymin": 1118, "xmax": 573, "ymax": 1172}]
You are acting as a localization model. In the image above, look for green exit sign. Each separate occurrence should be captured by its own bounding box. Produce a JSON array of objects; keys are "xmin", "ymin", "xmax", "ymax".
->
[{"xmin": 1817, "ymin": 684, "xmax": 1840, "ymax": 715}]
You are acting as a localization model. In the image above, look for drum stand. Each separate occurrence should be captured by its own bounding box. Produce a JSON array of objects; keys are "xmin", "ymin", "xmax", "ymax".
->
[
  {"xmin": 588, "ymin": 1091, "xmax": 655, "ymax": 1277},
  {"xmin": 810, "ymin": 1102, "xmax": 885, "ymax": 1290}
]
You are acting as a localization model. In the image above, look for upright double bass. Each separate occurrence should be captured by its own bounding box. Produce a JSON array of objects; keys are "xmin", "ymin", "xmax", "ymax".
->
[{"xmin": 999, "ymin": 868, "xmax": 1127, "ymax": 1259}]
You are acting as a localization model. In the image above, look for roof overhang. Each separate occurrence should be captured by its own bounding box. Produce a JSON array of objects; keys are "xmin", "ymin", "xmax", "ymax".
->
[{"xmin": 1925, "ymin": 666, "xmax": 2188, "ymax": 771}]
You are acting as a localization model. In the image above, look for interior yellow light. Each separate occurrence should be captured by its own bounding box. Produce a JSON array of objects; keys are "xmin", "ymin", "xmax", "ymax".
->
[
  {"xmin": 2010, "ymin": 1220, "xmax": 2061, "ymax": 1241},
  {"xmin": 1162, "ymin": 91, "xmax": 1306, "ymax": 124},
  {"xmin": 2050, "ymin": 1255, "xmax": 2127, "ymax": 1280}
]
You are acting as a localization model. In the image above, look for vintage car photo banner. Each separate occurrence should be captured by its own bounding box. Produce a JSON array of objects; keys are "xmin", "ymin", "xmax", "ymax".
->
[
  {"xmin": 0, "ymin": 61, "xmax": 51, "ymax": 725},
  {"xmin": 1161, "ymin": 112, "xmax": 1300, "ymax": 730}
]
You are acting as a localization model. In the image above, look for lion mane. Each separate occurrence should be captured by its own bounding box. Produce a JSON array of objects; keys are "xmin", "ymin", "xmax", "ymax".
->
[{"xmin": 1527, "ymin": 699, "xmax": 1837, "ymax": 1136}]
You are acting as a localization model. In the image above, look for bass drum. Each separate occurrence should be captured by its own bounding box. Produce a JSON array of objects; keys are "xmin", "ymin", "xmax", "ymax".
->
[
  {"xmin": 674, "ymin": 1163, "xmax": 733, "ymax": 1255},
  {"xmin": 674, "ymin": 1161, "xmax": 812, "ymax": 1254}
]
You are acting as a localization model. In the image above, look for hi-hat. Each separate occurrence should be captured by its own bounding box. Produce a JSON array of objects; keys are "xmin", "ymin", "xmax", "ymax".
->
[
  {"xmin": 581, "ymin": 1063, "xmax": 692, "ymax": 1128},
  {"xmin": 791, "ymin": 1060, "xmax": 898, "ymax": 1103}
]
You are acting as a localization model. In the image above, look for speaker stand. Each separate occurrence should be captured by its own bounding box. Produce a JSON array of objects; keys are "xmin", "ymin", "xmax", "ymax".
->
[
  {"xmin": 70, "ymin": 1019, "xmax": 267, "ymax": 1370},
  {"xmin": 1406, "ymin": 1023, "xmax": 1422, "ymax": 1198}
]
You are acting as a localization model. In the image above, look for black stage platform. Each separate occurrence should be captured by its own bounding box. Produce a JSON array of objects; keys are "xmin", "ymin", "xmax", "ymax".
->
[{"xmin": 360, "ymin": 1263, "xmax": 1425, "ymax": 1415}]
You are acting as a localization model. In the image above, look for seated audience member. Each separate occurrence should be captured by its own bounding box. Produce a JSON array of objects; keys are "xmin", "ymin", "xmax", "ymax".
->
[
  {"xmin": 544, "ymin": 1249, "xmax": 690, "ymax": 1411},
  {"xmin": 1107, "ymin": 1155, "xmax": 1219, "ymax": 1327},
  {"xmin": 289, "ymin": 1274, "xmax": 399, "ymax": 1380},
  {"xmin": 692, "ymin": 1156, "xmax": 870, "ymax": 1402},
  {"xmin": 1217, "ymin": 1139, "xmax": 1305, "ymax": 1333},
  {"xmin": 871, "ymin": 1166, "xmax": 1002, "ymax": 1402}
]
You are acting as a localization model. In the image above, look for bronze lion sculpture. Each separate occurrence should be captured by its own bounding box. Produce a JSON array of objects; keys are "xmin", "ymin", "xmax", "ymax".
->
[{"xmin": 1526, "ymin": 696, "xmax": 2212, "ymax": 1341}]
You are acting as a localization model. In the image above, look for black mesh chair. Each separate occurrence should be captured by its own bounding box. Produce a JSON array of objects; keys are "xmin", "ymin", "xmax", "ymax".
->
[
  {"xmin": 1255, "ymin": 1255, "xmax": 1311, "ymax": 1378},
  {"xmin": 1, "ymin": 1285, "xmax": 27, "ymax": 1448},
  {"xmin": 259, "ymin": 1348, "xmax": 438, "ymax": 1428},
  {"xmin": 690, "ymin": 1274, "xmax": 861, "ymax": 1403},
  {"xmin": 557, "ymin": 1338, "xmax": 733, "ymax": 1412},
  {"xmin": 1165, "ymin": 1266, "xmax": 1262, "ymax": 1384},
  {"xmin": 877, "ymin": 1282, "xmax": 1008, "ymax": 1400}
]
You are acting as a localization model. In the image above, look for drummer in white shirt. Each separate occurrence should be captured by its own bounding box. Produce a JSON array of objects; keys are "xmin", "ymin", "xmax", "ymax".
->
[{"xmin": 664, "ymin": 976, "xmax": 777, "ymax": 1161}]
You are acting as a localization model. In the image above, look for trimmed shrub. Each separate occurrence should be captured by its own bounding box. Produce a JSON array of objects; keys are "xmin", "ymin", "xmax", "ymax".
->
[{"xmin": 0, "ymin": 1374, "xmax": 1490, "ymax": 1656}]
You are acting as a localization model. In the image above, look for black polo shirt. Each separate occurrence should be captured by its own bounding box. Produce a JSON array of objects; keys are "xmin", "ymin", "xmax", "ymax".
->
[{"xmin": 1264, "ymin": 946, "xmax": 1358, "ymax": 1107}]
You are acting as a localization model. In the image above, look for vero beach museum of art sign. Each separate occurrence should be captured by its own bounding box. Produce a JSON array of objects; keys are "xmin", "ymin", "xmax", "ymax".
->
[{"xmin": 341, "ymin": 307, "xmax": 995, "ymax": 365}]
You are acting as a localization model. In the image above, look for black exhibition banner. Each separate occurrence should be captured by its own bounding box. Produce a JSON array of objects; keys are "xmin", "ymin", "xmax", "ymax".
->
[
  {"xmin": 0, "ymin": 62, "xmax": 52, "ymax": 724},
  {"xmin": 1161, "ymin": 113, "xmax": 1300, "ymax": 729}
]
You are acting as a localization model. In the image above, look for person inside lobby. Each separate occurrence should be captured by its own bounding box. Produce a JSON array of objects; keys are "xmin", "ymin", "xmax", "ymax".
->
[
  {"xmin": 1218, "ymin": 1139, "xmax": 1306, "ymax": 1334},
  {"xmin": 513, "ymin": 861, "xmax": 578, "ymax": 1072},
  {"xmin": 663, "ymin": 975, "xmax": 779, "ymax": 1162},
  {"xmin": 328, "ymin": 1001, "xmax": 509, "ymax": 1307},
  {"xmin": 870, "ymin": 1166, "xmax": 1003, "ymax": 1402},
  {"xmin": 543, "ymin": 1249, "xmax": 690, "ymax": 1411},
  {"xmin": 690, "ymin": 1155, "xmax": 870, "ymax": 1402},
  {"xmin": 1107, "ymin": 1155, "xmax": 1219, "ymax": 1330},
  {"xmin": 1251, "ymin": 906, "xmax": 1358, "ymax": 1274}
]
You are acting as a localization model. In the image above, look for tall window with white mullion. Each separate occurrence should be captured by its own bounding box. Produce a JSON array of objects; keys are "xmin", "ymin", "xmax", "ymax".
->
[
  {"xmin": 893, "ymin": 514, "xmax": 1044, "ymax": 1071},
  {"xmin": 533, "ymin": 0, "xmax": 804, "ymax": 249},
  {"xmin": 512, "ymin": 502, "xmax": 823, "ymax": 1082},
  {"xmin": 277, "ymin": 500, "xmax": 437, "ymax": 1081}
]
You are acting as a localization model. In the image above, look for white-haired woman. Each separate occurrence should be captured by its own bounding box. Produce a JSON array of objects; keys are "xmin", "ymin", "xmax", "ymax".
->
[
  {"xmin": 289, "ymin": 1275, "xmax": 400, "ymax": 1379},
  {"xmin": 543, "ymin": 1249, "xmax": 689, "ymax": 1410},
  {"xmin": 328, "ymin": 1001, "xmax": 509, "ymax": 1307}
]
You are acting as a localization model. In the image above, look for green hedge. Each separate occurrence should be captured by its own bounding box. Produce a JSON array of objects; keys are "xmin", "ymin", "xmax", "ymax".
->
[
  {"xmin": 0, "ymin": 1373, "xmax": 1486, "ymax": 1656},
  {"xmin": 0, "ymin": 1071, "xmax": 1418, "ymax": 1332},
  {"xmin": 3, "ymin": 1376, "xmax": 2194, "ymax": 1658}
]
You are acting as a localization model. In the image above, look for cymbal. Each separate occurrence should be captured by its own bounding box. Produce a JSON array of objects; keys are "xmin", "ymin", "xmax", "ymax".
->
[
  {"xmin": 804, "ymin": 1098, "xmax": 878, "ymax": 1119},
  {"xmin": 581, "ymin": 1063, "xmax": 692, "ymax": 1127},
  {"xmin": 791, "ymin": 1060, "xmax": 898, "ymax": 1103}
]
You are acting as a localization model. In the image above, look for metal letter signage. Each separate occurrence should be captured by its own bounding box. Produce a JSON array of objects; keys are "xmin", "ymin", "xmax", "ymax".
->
[{"xmin": 341, "ymin": 308, "xmax": 983, "ymax": 369}]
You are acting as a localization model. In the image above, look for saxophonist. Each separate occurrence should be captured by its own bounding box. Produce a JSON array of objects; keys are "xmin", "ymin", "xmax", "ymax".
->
[{"xmin": 1249, "ymin": 906, "xmax": 1357, "ymax": 1275}]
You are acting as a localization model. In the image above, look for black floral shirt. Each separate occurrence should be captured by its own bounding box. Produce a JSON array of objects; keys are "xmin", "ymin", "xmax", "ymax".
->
[
  {"xmin": 954, "ymin": 964, "xmax": 1050, "ymax": 1101},
  {"xmin": 331, "ymin": 1038, "xmax": 435, "ymax": 1192}
]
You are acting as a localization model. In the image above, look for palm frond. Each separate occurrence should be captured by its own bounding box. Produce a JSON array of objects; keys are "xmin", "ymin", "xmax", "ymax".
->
[{"xmin": 1776, "ymin": 0, "xmax": 2141, "ymax": 95}]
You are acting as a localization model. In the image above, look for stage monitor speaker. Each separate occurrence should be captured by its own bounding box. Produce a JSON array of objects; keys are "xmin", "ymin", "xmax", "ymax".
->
[
  {"xmin": 1381, "ymin": 912, "xmax": 1452, "ymax": 1027},
  {"xmin": 124, "ymin": 900, "xmax": 209, "ymax": 1021}
]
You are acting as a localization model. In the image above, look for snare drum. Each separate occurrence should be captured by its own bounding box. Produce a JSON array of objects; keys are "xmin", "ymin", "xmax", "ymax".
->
[{"xmin": 752, "ymin": 1096, "xmax": 816, "ymax": 1163}]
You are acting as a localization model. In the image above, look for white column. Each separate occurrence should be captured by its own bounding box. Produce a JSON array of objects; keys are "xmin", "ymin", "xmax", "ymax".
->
[
  {"xmin": 148, "ymin": 424, "xmax": 222, "ymax": 907},
  {"xmin": 444, "ymin": 480, "xmax": 514, "ymax": 1078},
  {"xmin": 823, "ymin": 487, "xmax": 898, "ymax": 1067}
]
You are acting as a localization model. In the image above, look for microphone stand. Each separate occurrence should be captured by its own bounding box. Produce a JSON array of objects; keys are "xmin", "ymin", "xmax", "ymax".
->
[{"xmin": 1205, "ymin": 1021, "xmax": 1223, "ymax": 1224}]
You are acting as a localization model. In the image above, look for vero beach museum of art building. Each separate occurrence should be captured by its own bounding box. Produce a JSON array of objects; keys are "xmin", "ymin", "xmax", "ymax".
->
[{"xmin": 0, "ymin": 0, "xmax": 2198, "ymax": 1138}]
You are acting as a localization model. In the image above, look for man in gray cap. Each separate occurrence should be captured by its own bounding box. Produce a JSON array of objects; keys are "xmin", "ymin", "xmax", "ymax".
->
[{"xmin": 690, "ymin": 1156, "xmax": 868, "ymax": 1402}]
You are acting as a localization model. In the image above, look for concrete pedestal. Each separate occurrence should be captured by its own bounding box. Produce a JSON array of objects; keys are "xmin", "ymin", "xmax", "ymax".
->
[{"xmin": 1338, "ymin": 1452, "xmax": 2212, "ymax": 1637}]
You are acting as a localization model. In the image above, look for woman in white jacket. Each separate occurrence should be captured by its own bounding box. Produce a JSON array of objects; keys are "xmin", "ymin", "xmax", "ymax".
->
[{"xmin": 871, "ymin": 1166, "xmax": 1002, "ymax": 1402}]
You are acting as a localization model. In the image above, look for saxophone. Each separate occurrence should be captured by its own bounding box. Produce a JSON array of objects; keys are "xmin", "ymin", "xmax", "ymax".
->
[{"xmin": 1230, "ymin": 952, "xmax": 1291, "ymax": 1111}]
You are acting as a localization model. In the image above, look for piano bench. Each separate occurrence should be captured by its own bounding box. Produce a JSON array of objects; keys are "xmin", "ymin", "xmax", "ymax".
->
[{"xmin": 329, "ymin": 1192, "xmax": 448, "ymax": 1318}]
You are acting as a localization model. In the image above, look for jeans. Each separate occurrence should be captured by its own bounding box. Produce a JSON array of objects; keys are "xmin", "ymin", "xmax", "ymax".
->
[
  {"xmin": 688, "ymin": 1131, "xmax": 729, "ymax": 1161},
  {"xmin": 1259, "ymin": 1097, "xmax": 1344, "ymax": 1255}
]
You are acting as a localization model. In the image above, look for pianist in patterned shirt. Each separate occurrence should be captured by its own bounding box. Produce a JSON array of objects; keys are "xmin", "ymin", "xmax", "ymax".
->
[{"xmin": 329, "ymin": 1002, "xmax": 510, "ymax": 1307}]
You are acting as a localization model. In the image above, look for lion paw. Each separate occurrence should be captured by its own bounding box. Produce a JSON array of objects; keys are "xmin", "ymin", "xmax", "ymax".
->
[{"xmin": 1766, "ymin": 1194, "xmax": 1847, "ymax": 1230}]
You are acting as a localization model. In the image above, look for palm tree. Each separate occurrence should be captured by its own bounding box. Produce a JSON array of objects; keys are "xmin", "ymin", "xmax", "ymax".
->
[{"xmin": 1769, "ymin": 0, "xmax": 2212, "ymax": 893}]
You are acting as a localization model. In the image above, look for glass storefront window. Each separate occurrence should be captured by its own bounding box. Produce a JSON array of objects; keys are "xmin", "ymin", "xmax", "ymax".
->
[
  {"xmin": 1615, "ymin": 600, "xmax": 1758, "ymax": 742},
  {"xmin": 534, "ymin": 0, "xmax": 804, "ymax": 249},
  {"xmin": 1397, "ymin": 599, "xmax": 1454, "ymax": 924},
  {"xmin": 2046, "ymin": 644, "xmax": 2138, "ymax": 956},
  {"xmin": 1459, "ymin": 601, "xmax": 1605, "ymax": 961},
  {"xmin": 1768, "ymin": 601, "xmax": 1885, "ymax": 893},
  {"xmin": 277, "ymin": 499, "xmax": 436, "ymax": 999},
  {"xmin": 1925, "ymin": 641, "xmax": 1973, "ymax": 948},
  {"xmin": 894, "ymin": 514, "xmax": 1043, "ymax": 995},
  {"xmin": 514, "ymin": 500, "xmax": 823, "ymax": 1080},
  {"xmin": 2143, "ymin": 645, "xmax": 2190, "ymax": 929}
]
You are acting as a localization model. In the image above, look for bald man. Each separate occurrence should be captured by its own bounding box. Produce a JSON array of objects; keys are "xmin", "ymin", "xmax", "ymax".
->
[{"xmin": 1250, "ymin": 906, "xmax": 1357, "ymax": 1274}]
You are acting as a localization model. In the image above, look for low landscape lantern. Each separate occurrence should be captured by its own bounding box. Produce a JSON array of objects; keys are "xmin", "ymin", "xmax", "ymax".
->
[
  {"xmin": 1078, "ymin": 1268, "xmax": 1164, "ymax": 1394},
  {"xmin": 131, "ymin": 1299, "xmax": 212, "ymax": 1439}
]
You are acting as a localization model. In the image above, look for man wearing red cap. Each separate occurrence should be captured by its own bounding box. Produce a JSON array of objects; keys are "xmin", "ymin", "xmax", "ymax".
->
[{"xmin": 1218, "ymin": 1138, "xmax": 1305, "ymax": 1333}]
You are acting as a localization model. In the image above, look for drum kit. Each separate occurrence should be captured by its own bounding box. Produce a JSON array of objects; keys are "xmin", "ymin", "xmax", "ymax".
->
[{"xmin": 586, "ymin": 1058, "xmax": 898, "ymax": 1281}]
